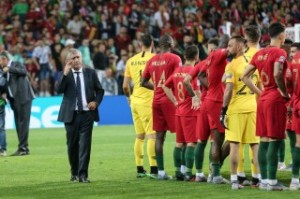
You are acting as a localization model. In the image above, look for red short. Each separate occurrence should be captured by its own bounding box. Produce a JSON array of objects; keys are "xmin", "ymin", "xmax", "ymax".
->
[
  {"xmin": 196, "ymin": 99, "xmax": 224, "ymax": 141},
  {"xmin": 256, "ymin": 100, "xmax": 286, "ymax": 139},
  {"xmin": 175, "ymin": 115, "xmax": 197, "ymax": 143},
  {"xmin": 153, "ymin": 102, "xmax": 176, "ymax": 132}
]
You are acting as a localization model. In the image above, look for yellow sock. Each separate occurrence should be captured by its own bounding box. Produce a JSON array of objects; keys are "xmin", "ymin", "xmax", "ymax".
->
[
  {"xmin": 237, "ymin": 144, "xmax": 245, "ymax": 174},
  {"xmin": 250, "ymin": 148, "xmax": 259, "ymax": 176},
  {"xmin": 134, "ymin": 138, "xmax": 144, "ymax": 166},
  {"xmin": 147, "ymin": 138, "xmax": 157, "ymax": 166}
]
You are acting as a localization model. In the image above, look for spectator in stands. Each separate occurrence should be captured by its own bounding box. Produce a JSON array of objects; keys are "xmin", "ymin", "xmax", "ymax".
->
[
  {"xmin": 93, "ymin": 42, "xmax": 109, "ymax": 83},
  {"xmin": 102, "ymin": 67, "xmax": 118, "ymax": 96}
]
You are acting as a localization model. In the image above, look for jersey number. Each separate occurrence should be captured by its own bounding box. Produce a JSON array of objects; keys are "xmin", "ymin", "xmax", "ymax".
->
[
  {"xmin": 236, "ymin": 74, "xmax": 258, "ymax": 95},
  {"xmin": 153, "ymin": 70, "xmax": 166, "ymax": 88},
  {"xmin": 177, "ymin": 82, "xmax": 185, "ymax": 101}
]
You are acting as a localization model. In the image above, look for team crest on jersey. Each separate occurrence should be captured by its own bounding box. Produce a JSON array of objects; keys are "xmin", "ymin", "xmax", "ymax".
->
[{"xmin": 278, "ymin": 56, "xmax": 286, "ymax": 63}]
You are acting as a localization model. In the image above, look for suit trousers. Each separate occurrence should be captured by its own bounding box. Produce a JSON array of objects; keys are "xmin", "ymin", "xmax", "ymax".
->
[
  {"xmin": 9, "ymin": 98, "xmax": 32, "ymax": 151},
  {"xmin": 65, "ymin": 111, "xmax": 94, "ymax": 178}
]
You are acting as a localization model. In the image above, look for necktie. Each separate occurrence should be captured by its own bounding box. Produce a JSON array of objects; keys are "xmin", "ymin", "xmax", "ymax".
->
[{"xmin": 75, "ymin": 72, "xmax": 83, "ymax": 111}]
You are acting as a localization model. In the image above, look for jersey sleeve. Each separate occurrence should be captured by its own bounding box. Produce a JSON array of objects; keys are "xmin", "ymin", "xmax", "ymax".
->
[
  {"xmin": 249, "ymin": 51, "xmax": 259, "ymax": 68},
  {"xmin": 224, "ymin": 63, "xmax": 234, "ymax": 83},
  {"xmin": 274, "ymin": 49, "xmax": 287, "ymax": 64}
]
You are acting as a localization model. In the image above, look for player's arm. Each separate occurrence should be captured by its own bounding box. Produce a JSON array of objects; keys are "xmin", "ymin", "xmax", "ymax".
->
[
  {"xmin": 122, "ymin": 76, "xmax": 132, "ymax": 104},
  {"xmin": 241, "ymin": 64, "xmax": 262, "ymax": 95},
  {"xmin": 140, "ymin": 77, "xmax": 154, "ymax": 90},
  {"xmin": 162, "ymin": 85, "xmax": 178, "ymax": 106},
  {"xmin": 183, "ymin": 74, "xmax": 196, "ymax": 97},
  {"xmin": 198, "ymin": 72, "xmax": 208, "ymax": 89},
  {"xmin": 274, "ymin": 62, "xmax": 289, "ymax": 99},
  {"xmin": 183, "ymin": 74, "xmax": 200, "ymax": 109}
]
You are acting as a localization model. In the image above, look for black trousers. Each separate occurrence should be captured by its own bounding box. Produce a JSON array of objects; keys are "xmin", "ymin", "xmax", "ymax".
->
[
  {"xmin": 9, "ymin": 99, "xmax": 32, "ymax": 151},
  {"xmin": 65, "ymin": 111, "xmax": 94, "ymax": 178}
]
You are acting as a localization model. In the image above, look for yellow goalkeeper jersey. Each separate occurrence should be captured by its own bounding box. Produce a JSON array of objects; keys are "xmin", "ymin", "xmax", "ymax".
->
[
  {"xmin": 124, "ymin": 51, "xmax": 155, "ymax": 106},
  {"xmin": 224, "ymin": 54, "xmax": 260, "ymax": 114}
]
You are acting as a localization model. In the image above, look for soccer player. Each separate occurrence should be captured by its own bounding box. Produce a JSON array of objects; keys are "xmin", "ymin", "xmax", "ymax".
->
[
  {"xmin": 184, "ymin": 35, "xmax": 230, "ymax": 184},
  {"xmin": 162, "ymin": 45, "xmax": 199, "ymax": 181},
  {"xmin": 220, "ymin": 36, "xmax": 260, "ymax": 190},
  {"xmin": 283, "ymin": 42, "xmax": 300, "ymax": 171},
  {"xmin": 241, "ymin": 22, "xmax": 289, "ymax": 191},
  {"xmin": 234, "ymin": 25, "xmax": 261, "ymax": 186},
  {"xmin": 183, "ymin": 38, "xmax": 219, "ymax": 182},
  {"xmin": 141, "ymin": 34, "xmax": 182, "ymax": 180},
  {"xmin": 123, "ymin": 34, "xmax": 157, "ymax": 178},
  {"xmin": 289, "ymin": 49, "xmax": 300, "ymax": 190}
]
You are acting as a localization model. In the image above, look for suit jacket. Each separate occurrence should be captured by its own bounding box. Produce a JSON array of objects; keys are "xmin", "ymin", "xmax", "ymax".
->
[
  {"xmin": 56, "ymin": 67, "xmax": 104, "ymax": 123},
  {"xmin": 7, "ymin": 61, "xmax": 35, "ymax": 104}
]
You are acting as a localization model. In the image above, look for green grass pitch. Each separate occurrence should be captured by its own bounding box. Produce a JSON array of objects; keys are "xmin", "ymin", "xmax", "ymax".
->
[{"xmin": 0, "ymin": 126, "xmax": 297, "ymax": 198}]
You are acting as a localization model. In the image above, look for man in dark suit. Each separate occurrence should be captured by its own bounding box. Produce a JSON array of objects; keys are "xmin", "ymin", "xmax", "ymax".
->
[
  {"xmin": 0, "ymin": 51, "xmax": 34, "ymax": 156},
  {"xmin": 56, "ymin": 48, "xmax": 104, "ymax": 183}
]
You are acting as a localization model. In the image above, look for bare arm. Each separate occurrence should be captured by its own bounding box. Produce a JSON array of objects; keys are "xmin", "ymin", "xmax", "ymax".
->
[
  {"xmin": 183, "ymin": 74, "xmax": 196, "ymax": 97},
  {"xmin": 122, "ymin": 76, "xmax": 131, "ymax": 98},
  {"xmin": 198, "ymin": 72, "xmax": 208, "ymax": 89},
  {"xmin": 141, "ymin": 77, "xmax": 154, "ymax": 90},
  {"xmin": 241, "ymin": 65, "xmax": 262, "ymax": 95},
  {"xmin": 162, "ymin": 85, "xmax": 178, "ymax": 106},
  {"xmin": 274, "ymin": 62, "xmax": 289, "ymax": 99},
  {"xmin": 222, "ymin": 82, "xmax": 234, "ymax": 108}
]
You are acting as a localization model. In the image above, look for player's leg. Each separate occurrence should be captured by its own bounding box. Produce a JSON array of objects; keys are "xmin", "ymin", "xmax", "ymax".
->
[
  {"xmin": 256, "ymin": 100, "xmax": 269, "ymax": 189},
  {"xmin": 131, "ymin": 104, "xmax": 147, "ymax": 177},
  {"xmin": 266, "ymin": 101, "xmax": 287, "ymax": 191},
  {"xmin": 174, "ymin": 116, "xmax": 185, "ymax": 180},
  {"xmin": 287, "ymin": 130, "xmax": 296, "ymax": 169},
  {"xmin": 152, "ymin": 103, "xmax": 171, "ymax": 179},
  {"xmin": 277, "ymin": 140, "xmax": 286, "ymax": 170},
  {"xmin": 226, "ymin": 113, "xmax": 244, "ymax": 189},
  {"xmin": 182, "ymin": 116, "xmax": 197, "ymax": 181},
  {"xmin": 141, "ymin": 104, "xmax": 157, "ymax": 177},
  {"xmin": 237, "ymin": 144, "xmax": 249, "ymax": 185},
  {"xmin": 220, "ymin": 140, "xmax": 230, "ymax": 167},
  {"xmin": 290, "ymin": 109, "xmax": 300, "ymax": 190},
  {"xmin": 244, "ymin": 112, "xmax": 260, "ymax": 187},
  {"xmin": 195, "ymin": 106, "xmax": 209, "ymax": 182},
  {"xmin": 211, "ymin": 130, "xmax": 225, "ymax": 183},
  {"xmin": 181, "ymin": 146, "xmax": 186, "ymax": 174}
]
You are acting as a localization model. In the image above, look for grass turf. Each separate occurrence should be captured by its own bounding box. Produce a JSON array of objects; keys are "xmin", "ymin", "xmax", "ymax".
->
[{"xmin": 0, "ymin": 126, "xmax": 297, "ymax": 199}]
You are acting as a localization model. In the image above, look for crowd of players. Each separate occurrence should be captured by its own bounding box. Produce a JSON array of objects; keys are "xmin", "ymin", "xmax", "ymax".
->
[{"xmin": 123, "ymin": 22, "xmax": 300, "ymax": 191}]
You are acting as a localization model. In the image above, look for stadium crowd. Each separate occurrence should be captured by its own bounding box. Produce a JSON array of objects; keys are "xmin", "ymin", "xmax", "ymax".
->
[
  {"xmin": 0, "ymin": 0, "xmax": 300, "ymax": 96},
  {"xmin": 2, "ymin": 0, "xmax": 300, "ymax": 190}
]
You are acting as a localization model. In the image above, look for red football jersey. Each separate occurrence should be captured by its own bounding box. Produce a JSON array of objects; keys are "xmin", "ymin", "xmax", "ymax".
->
[
  {"xmin": 201, "ymin": 49, "xmax": 228, "ymax": 102},
  {"xmin": 143, "ymin": 52, "xmax": 182, "ymax": 103},
  {"xmin": 189, "ymin": 59, "xmax": 207, "ymax": 102},
  {"xmin": 250, "ymin": 46, "xmax": 288, "ymax": 102},
  {"xmin": 165, "ymin": 65, "xmax": 199, "ymax": 116},
  {"xmin": 291, "ymin": 52, "xmax": 300, "ymax": 99}
]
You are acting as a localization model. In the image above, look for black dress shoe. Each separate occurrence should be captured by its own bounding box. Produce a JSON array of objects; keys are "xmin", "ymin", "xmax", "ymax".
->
[
  {"xmin": 10, "ymin": 150, "xmax": 29, "ymax": 156},
  {"xmin": 79, "ymin": 177, "xmax": 90, "ymax": 183},
  {"xmin": 70, "ymin": 175, "xmax": 78, "ymax": 182}
]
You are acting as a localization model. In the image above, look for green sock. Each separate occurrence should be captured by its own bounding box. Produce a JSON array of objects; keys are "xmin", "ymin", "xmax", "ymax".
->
[
  {"xmin": 195, "ymin": 142, "xmax": 207, "ymax": 173},
  {"xmin": 267, "ymin": 141, "xmax": 281, "ymax": 180},
  {"xmin": 292, "ymin": 147, "xmax": 300, "ymax": 177},
  {"xmin": 212, "ymin": 162, "xmax": 220, "ymax": 177},
  {"xmin": 278, "ymin": 140, "xmax": 285, "ymax": 162},
  {"xmin": 181, "ymin": 146, "xmax": 186, "ymax": 167},
  {"xmin": 156, "ymin": 153, "xmax": 164, "ymax": 171},
  {"xmin": 258, "ymin": 141, "xmax": 269, "ymax": 180},
  {"xmin": 173, "ymin": 147, "xmax": 182, "ymax": 172},
  {"xmin": 288, "ymin": 131, "xmax": 296, "ymax": 159},
  {"xmin": 185, "ymin": 146, "xmax": 195, "ymax": 171}
]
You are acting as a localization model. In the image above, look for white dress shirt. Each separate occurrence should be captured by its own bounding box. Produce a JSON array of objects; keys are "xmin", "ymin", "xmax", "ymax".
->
[{"xmin": 72, "ymin": 68, "xmax": 89, "ymax": 111}]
